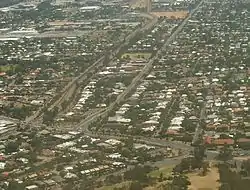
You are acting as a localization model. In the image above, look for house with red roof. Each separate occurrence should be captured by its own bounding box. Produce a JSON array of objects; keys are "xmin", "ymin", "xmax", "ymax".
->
[
  {"xmin": 204, "ymin": 136, "xmax": 234, "ymax": 146},
  {"xmin": 0, "ymin": 72, "xmax": 6, "ymax": 77}
]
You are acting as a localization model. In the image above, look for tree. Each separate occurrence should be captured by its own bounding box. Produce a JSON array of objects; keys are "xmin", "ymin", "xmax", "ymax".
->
[
  {"xmin": 181, "ymin": 118, "xmax": 195, "ymax": 132},
  {"xmin": 202, "ymin": 162, "xmax": 209, "ymax": 176},
  {"xmin": 159, "ymin": 172, "xmax": 164, "ymax": 182},
  {"xmin": 217, "ymin": 162, "xmax": 246, "ymax": 190},
  {"xmin": 129, "ymin": 181, "xmax": 143, "ymax": 190},
  {"xmin": 7, "ymin": 181, "xmax": 25, "ymax": 190},
  {"xmin": 121, "ymin": 148, "xmax": 133, "ymax": 159},
  {"xmin": 194, "ymin": 145, "xmax": 206, "ymax": 162},
  {"xmin": 63, "ymin": 181, "xmax": 75, "ymax": 190},
  {"xmin": 158, "ymin": 182, "xmax": 174, "ymax": 190},
  {"xmin": 217, "ymin": 144, "xmax": 232, "ymax": 161},
  {"xmin": 29, "ymin": 152, "xmax": 38, "ymax": 163},
  {"xmin": 30, "ymin": 136, "xmax": 42, "ymax": 150},
  {"xmin": 43, "ymin": 107, "xmax": 58, "ymax": 125},
  {"xmin": 5, "ymin": 141, "xmax": 19, "ymax": 154},
  {"xmin": 79, "ymin": 178, "xmax": 94, "ymax": 190},
  {"xmin": 124, "ymin": 137, "xmax": 134, "ymax": 150},
  {"xmin": 173, "ymin": 158, "xmax": 192, "ymax": 173},
  {"xmin": 114, "ymin": 187, "xmax": 125, "ymax": 190},
  {"xmin": 219, "ymin": 183, "xmax": 231, "ymax": 190},
  {"xmin": 37, "ymin": 0, "xmax": 52, "ymax": 11},
  {"xmin": 240, "ymin": 159, "xmax": 250, "ymax": 176},
  {"xmin": 171, "ymin": 175, "xmax": 191, "ymax": 190},
  {"xmin": 105, "ymin": 174, "xmax": 122, "ymax": 185},
  {"xmin": 124, "ymin": 165, "xmax": 153, "ymax": 183},
  {"xmin": 61, "ymin": 100, "xmax": 69, "ymax": 110}
]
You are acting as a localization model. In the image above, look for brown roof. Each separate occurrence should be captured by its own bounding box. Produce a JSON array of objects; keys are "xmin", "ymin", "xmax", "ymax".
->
[
  {"xmin": 237, "ymin": 138, "xmax": 250, "ymax": 143},
  {"xmin": 212, "ymin": 138, "xmax": 234, "ymax": 145},
  {"xmin": 166, "ymin": 129, "xmax": 179, "ymax": 135}
]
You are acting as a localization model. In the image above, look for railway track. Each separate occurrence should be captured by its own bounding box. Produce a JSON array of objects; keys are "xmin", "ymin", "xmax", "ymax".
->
[
  {"xmin": 25, "ymin": 15, "xmax": 158, "ymax": 124},
  {"xmin": 77, "ymin": 0, "xmax": 205, "ymax": 131}
]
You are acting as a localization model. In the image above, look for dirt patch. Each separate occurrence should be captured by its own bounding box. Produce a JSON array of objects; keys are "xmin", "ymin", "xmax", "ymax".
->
[
  {"xmin": 188, "ymin": 167, "xmax": 220, "ymax": 190},
  {"xmin": 152, "ymin": 11, "xmax": 189, "ymax": 19},
  {"xmin": 234, "ymin": 156, "xmax": 250, "ymax": 161},
  {"xmin": 130, "ymin": 0, "xmax": 146, "ymax": 9}
]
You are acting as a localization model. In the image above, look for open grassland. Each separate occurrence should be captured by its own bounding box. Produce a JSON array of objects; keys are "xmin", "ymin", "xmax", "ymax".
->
[{"xmin": 148, "ymin": 165, "xmax": 174, "ymax": 178}]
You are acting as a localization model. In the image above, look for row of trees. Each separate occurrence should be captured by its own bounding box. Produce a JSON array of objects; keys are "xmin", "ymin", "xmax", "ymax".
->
[
  {"xmin": 42, "ymin": 107, "xmax": 58, "ymax": 125},
  {"xmin": 218, "ymin": 160, "xmax": 250, "ymax": 190},
  {"xmin": 2, "ymin": 105, "xmax": 33, "ymax": 120}
]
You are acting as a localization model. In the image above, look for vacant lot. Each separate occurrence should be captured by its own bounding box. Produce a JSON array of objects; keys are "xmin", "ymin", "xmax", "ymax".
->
[
  {"xmin": 188, "ymin": 167, "xmax": 220, "ymax": 190},
  {"xmin": 152, "ymin": 11, "xmax": 189, "ymax": 19}
]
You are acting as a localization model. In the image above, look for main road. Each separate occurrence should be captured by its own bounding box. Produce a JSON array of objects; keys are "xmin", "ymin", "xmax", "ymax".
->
[
  {"xmin": 52, "ymin": 0, "xmax": 205, "ymax": 167},
  {"xmin": 24, "ymin": 15, "xmax": 158, "ymax": 124},
  {"xmin": 70, "ymin": 0, "xmax": 205, "ymax": 164},
  {"xmin": 77, "ymin": 0, "xmax": 205, "ymax": 131}
]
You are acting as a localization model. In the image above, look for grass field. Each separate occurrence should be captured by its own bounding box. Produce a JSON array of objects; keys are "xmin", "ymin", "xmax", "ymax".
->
[
  {"xmin": 95, "ymin": 166, "xmax": 173, "ymax": 190},
  {"xmin": 95, "ymin": 165, "xmax": 219, "ymax": 190},
  {"xmin": 152, "ymin": 11, "xmax": 189, "ymax": 19},
  {"xmin": 0, "ymin": 65, "xmax": 16, "ymax": 72},
  {"xmin": 122, "ymin": 52, "xmax": 151, "ymax": 60},
  {"xmin": 188, "ymin": 167, "xmax": 220, "ymax": 190},
  {"xmin": 95, "ymin": 181, "xmax": 131, "ymax": 190},
  {"xmin": 148, "ymin": 165, "xmax": 174, "ymax": 178}
]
